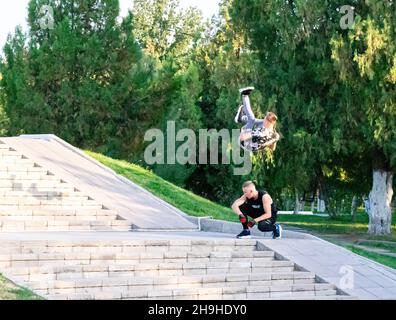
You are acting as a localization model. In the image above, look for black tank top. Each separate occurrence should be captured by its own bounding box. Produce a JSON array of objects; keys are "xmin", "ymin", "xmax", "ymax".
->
[{"xmin": 239, "ymin": 190, "xmax": 277, "ymax": 221}]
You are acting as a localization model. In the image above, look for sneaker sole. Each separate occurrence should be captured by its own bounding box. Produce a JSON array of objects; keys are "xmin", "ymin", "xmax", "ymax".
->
[
  {"xmin": 236, "ymin": 235, "xmax": 252, "ymax": 239},
  {"xmin": 239, "ymin": 87, "xmax": 255, "ymax": 95}
]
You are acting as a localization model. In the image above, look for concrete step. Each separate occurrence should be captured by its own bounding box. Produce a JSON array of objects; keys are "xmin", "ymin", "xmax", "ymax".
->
[
  {"xmin": 3, "ymin": 251, "xmax": 277, "ymax": 275},
  {"xmin": 48, "ymin": 293, "xmax": 355, "ymax": 300},
  {"xmin": 1, "ymin": 250, "xmax": 273, "ymax": 264},
  {"xmin": 0, "ymin": 208, "xmax": 118, "ymax": 217},
  {"xmin": 0, "ymin": 195, "xmax": 89, "ymax": 202},
  {"xmin": 27, "ymin": 274, "xmax": 321, "ymax": 293},
  {"xmin": 40, "ymin": 283, "xmax": 338, "ymax": 299},
  {"xmin": 0, "ymin": 196, "xmax": 94, "ymax": 205},
  {"xmin": 0, "ymin": 174, "xmax": 60, "ymax": 181},
  {"xmin": 9, "ymin": 267, "xmax": 315, "ymax": 284},
  {"xmin": 0, "ymin": 157, "xmax": 31, "ymax": 163},
  {"xmin": 0, "ymin": 215, "xmax": 118, "ymax": 222},
  {"xmin": 0, "ymin": 256, "xmax": 294, "ymax": 271},
  {"xmin": 0, "ymin": 167, "xmax": 48, "ymax": 172},
  {"xmin": 0, "ymin": 181, "xmax": 70, "ymax": 188},
  {"xmin": 0, "ymin": 159, "xmax": 37, "ymax": 165},
  {"xmin": 0, "ymin": 178, "xmax": 62, "ymax": 183},
  {"xmin": 0, "ymin": 201, "xmax": 103, "ymax": 211},
  {"xmin": 0, "ymin": 151, "xmax": 28, "ymax": 156},
  {"xmin": 0, "ymin": 242, "xmax": 258, "ymax": 256},
  {"xmin": 0, "ymin": 191, "xmax": 86, "ymax": 197},
  {"xmin": 0, "ymin": 144, "xmax": 11, "ymax": 149},
  {"xmin": 0, "ymin": 187, "xmax": 77, "ymax": 193},
  {"xmin": 0, "ymin": 239, "xmax": 258, "ymax": 252},
  {"xmin": 0, "ymin": 240, "xmax": 259, "ymax": 256},
  {"xmin": 0, "ymin": 219, "xmax": 130, "ymax": 232},
  {"xmin": 0, "ymin": 169, "xmax": 51, "ymax": 179},
  {"xmin": 1, "ymin": 180, "xmax": 67, "ymax": 190},
  {"xmin": 0, "ymin": 197, "xmax": 101, "ymax": 208},
  {"xmin": 0, "ymin": 149, "xmax": 23, "ymax": 157}
]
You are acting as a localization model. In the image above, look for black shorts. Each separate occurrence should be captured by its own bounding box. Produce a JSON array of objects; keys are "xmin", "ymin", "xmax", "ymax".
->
[{"xmin": 239, "ymin": 203, "xmax": 277, "ymax": 223}]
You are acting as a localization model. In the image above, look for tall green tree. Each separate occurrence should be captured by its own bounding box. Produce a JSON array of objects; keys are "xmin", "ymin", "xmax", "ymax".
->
[
  {"xmin": 230, "ymin": 0, "xmax": 353, "ymax": 210},
  {"xmin": 132, "ymin": 0, "xmax": 205, "ymax": 186},
  {"xmin": 132, "ymin": 0, "xmax": 204, "ymax": 65},
  {"xmin": 1, "ymin": 26, "xmax": 50, "ymax": 135},
  {"xmin": 0, "ymin": 70, "xmax": 10, "ymax": 136},
  {"xmin": 331, "ymin": 0, "xmax": 396, "ymax": 234},
  {"xmin": 1, "ymin": 0, "xmax": 160, "ymax": 160},
  {"xmin": 185, "ymin": 1, "xmax": 262, "ymax": 205}
]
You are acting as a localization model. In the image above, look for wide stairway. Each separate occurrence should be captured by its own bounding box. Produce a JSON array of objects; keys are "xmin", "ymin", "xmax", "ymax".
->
[
  {"xmin": 0, "ymin": 139, "xmax": 353, "ymax": 300},
  {"xmin": 0, "ymin": 238, "xmax": 353, "ymax": 300},
  {"xmin": 0, "ymin": 142, "xmax": 130, "ymax": 232}
]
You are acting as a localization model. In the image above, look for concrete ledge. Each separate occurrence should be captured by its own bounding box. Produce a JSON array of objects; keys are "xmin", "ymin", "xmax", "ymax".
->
[{"xmin": 187, "ymin": 216, "xmax": 311, "ymax": 239}]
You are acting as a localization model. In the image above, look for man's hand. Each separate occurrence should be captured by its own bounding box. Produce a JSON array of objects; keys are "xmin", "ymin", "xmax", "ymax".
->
[
  {"xmin": 239, "ymin": 214, "xmax": 247, "ymax": 224},
  {"xmin": 247, "ymin": 219, "xmax": 256, "ymax": 228}
]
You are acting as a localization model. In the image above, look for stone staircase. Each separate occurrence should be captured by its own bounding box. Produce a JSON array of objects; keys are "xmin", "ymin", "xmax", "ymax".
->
[
  {"xmin": 0, "ymin": 142, "xmax": 131, "ymax": 232},
  {"xmin": 0, "ymin": 239, "xmax": 353, "ymax": 300},
  {"xmin": 0, "ymin": 140, "xmax": 355, "ymax": 300}
]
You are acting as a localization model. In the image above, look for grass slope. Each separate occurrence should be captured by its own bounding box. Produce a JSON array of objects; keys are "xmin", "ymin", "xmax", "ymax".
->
[
  {"xmin": 84, "ymin": 150, "xmax": 240, "ymax": 223},
  {"xmin": 0, "ymin": 274, "xmax": 41, "ymax": 300}
]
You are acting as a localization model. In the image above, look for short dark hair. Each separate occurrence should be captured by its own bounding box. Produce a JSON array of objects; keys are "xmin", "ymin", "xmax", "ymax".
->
[{"xmin": 242, "ymin": 180, "xmax": 256, "ymax": 189}]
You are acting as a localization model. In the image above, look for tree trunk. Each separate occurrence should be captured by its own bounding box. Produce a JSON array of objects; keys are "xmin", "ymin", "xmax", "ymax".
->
[
  {"xmin": 351, "ymin": 195, "xmax": 358, "ymax": 222},
  {"xmin": 294, "ymin": 188, "xmax": 299, "ymax": 214},
  {"xmin": 316, "ymin": 166, "xmax": 328, "ymax": 213},
  {"xmin": 368, "ymin": 170, "xmax": 393, "ymax": 235},
  {"xmin": 311, "ymin": 199, "xmax": 315, "ymax": 212},
  {"xmin": 300, "ymin": 200, "xmax": 305, "ymax": 211},
  {"xmin": 317, "ymin": 197, "xmax": 326, "ymax": 212}
]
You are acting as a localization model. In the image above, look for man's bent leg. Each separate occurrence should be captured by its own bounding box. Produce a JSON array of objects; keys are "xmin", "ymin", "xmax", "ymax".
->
[
  {"xmin": 258, "ymin": 220, "xmax": 282, "ymax": 239},
  {"xmin": 241, "ymin": 94, "xmax": 256, "ymax": 130},
  {"xmin": 257, "ymin": 219, "xmax": 277, "ymax": 233}
]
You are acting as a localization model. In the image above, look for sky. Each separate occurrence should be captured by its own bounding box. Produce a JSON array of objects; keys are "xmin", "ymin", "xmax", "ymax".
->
[{"xmin": 0, "ymin": 0, "xmax": 221, "ymax": 49}]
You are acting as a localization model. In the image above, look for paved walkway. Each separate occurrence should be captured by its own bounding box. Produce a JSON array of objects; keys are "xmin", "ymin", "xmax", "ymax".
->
[
  {"xmin": 1, "ymin": 229, "xmax": 395, "ymax": 299},
  {"xmin": 258, "ymin": 233, "xmax": 396, "ymax": 299}
]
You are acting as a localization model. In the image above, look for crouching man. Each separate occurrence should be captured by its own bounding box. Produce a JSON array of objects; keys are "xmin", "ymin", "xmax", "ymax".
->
[{"xmin": 231, "ymin": 180, "xmax": 282, "ymax": 239}]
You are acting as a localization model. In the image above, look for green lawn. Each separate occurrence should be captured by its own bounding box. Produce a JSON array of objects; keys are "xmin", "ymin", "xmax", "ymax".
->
[
  {"xmin": 356, "ymin": 241, "xmax": 396, "ymax": 253},
  {"xmin": 0, "ymin": 274, "xmax": 42, "ymax": 300},
  {"xmin": 277, "ymin": 212, "xmax": 396, "ymax": 239},
  {"xmin": 345, "ymin": 246, "xmax": 396, "ymax": 270}
]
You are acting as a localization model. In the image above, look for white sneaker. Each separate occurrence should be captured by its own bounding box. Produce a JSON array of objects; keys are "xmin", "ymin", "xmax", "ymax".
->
[
  {"xmin": 277, "ymin": 224, "xmax": 282, "ymax": 239},
  {"xmin": 239, "ymin": 87, "xmax": 255, "ymax": 95}
]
